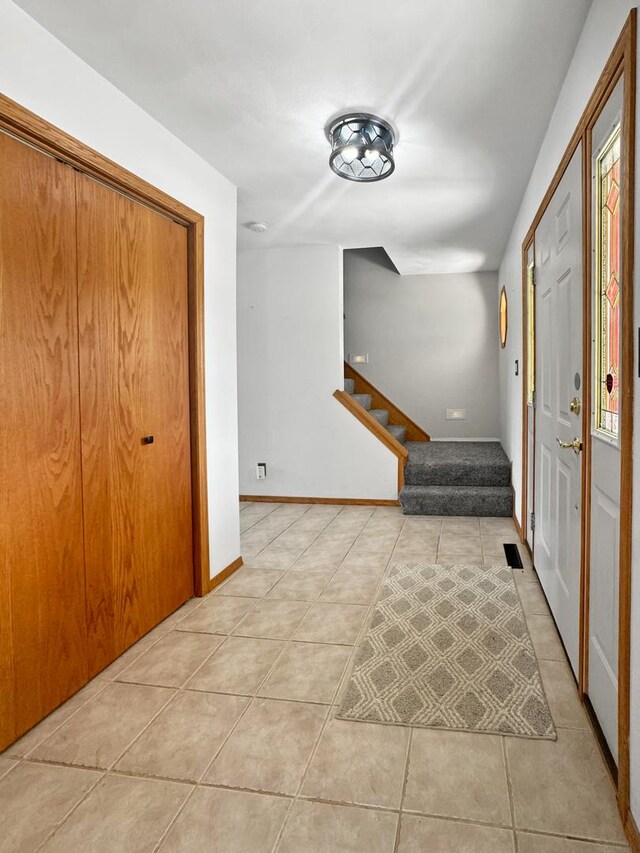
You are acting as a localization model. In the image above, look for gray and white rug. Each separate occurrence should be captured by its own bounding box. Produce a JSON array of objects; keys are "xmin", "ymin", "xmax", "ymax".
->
[{"xmin": 337, "ymin": 562, "xmax": 556, "ymax": 739}]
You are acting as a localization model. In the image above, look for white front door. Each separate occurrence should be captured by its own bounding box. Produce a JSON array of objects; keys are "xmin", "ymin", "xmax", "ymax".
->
[
  {"xmin": 587, "ymin": 81, "xmax": 623, "ymax": 762},
  {"xmin": 534, "ymin": 144, "xmax": 583, "ymax": 676},
  {"xmin": 525, "ymin": 244, "xmax": 535, "ymax": 548}
]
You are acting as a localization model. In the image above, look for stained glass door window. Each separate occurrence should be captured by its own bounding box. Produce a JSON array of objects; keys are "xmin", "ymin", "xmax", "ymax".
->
[{"xmin": 595, "ymin": 126, "xmax": 621, "ymax": 438}]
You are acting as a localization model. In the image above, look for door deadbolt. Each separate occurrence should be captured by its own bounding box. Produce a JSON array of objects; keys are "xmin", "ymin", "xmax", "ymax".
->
[{"xmin": 569, "ymin": 397, "xmax": 581, "ymax": 415}]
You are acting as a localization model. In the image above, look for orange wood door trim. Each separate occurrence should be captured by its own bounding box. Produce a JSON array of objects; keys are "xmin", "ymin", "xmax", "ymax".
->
[
  {"xmin": 625, "ymin": 812, "xmax": 640, "ymax": 852},
  {"xmin": 344, "ymin": 362, "xmax": 430, "ymax": 442}
]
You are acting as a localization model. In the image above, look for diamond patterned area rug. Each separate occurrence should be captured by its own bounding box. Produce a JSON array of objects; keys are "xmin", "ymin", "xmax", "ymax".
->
[{"xmin": 337, "ymin": 562, "xmax": 556, "ymax": 740}]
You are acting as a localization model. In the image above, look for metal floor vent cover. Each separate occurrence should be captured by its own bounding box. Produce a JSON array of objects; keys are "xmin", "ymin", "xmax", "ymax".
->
[{"xmin": 503, "ymin": 543, "xmax": 524, "ymax": 569}]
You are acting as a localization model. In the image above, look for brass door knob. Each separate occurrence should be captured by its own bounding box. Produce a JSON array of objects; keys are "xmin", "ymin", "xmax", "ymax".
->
[
  {"xmin": 569, "ymin": 397, "xmax": 581, "ymax": 415},
  {"xmin": 556, "ymin": 437, "xmax": 583, "ymax": 454}
]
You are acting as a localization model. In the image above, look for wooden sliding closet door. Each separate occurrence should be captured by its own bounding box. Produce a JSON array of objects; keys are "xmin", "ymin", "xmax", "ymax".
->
[
  {"xmin": 76, "ymin": 175, "xmax": 194, "ymax": 676},
  {"xmin": 0, "ymin": 134, "xmax": 88, "ymax": 748}
]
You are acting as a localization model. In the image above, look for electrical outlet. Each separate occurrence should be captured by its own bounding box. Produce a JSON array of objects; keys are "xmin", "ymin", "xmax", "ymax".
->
[
  {"xmin": 446, "ymin": 408, "xmax": 467, "ymax": 420},
  {"xmin": 256, "ymin": 463, "xmax": 267, "ymax": 480}
]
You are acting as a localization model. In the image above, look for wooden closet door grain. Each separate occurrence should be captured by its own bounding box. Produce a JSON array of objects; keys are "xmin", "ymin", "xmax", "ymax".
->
[
  {"xmin": 0, "ymin": 133, "xmax": 88, "ymax": 748},
  {"xmin": 76, "ymin": 175, "xmax": 193, "ymax": 676}
]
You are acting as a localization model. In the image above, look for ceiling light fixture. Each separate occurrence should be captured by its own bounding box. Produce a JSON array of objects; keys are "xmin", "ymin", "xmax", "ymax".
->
[
  {"xmin": 245, "ymin": 220, "xmax": 269, "ymax": 233},
  {"xmin": 327, "ymin": 113, "xmax": 395, "ymax": 182}
]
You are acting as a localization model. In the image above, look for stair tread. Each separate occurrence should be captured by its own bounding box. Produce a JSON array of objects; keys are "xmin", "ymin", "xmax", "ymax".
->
[
  {"xmin": 386, "ymin": 424, "xmax": 406, "ymax": 444},
  {"xmin": 350, "ymin": 392, "xmax": 372, "ymax": 410},
  {"xmin": 405, "ymin": 441, "xmax": 510, "ymax": 486},
  {"xmin": 369, "ymin": 408, "xmax": 389, "ymax": 426},
  {"xmin": 401, "ymin": 484, "xmax": 512, "ymax": 493}
]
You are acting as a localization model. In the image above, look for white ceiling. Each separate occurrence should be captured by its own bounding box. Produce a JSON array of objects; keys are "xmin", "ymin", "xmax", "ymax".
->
[{"xmin": 15, "ymin": 0, "xmax": 590, "ymax": 274}]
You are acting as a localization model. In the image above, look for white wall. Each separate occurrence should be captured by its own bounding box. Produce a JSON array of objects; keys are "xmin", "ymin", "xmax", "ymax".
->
[
  {"xmin": 0, "ymin": 0, "xmax": 240, "ymax": 579},
  {"xmin": 344, "ymin": 249, "xmax": 500, "ymax": 440},
  {"xmin": 237, "ymin": 245, "xmax": 398, "ymax": 499},
  {"xmin": 497, "ymin": 0, "xmax": 640, "ymax": 827}
]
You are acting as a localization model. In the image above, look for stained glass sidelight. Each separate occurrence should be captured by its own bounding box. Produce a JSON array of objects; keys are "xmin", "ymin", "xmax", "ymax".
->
[
  {"xmin": 526, "ymin": 263, "xmax": 535, "ymax": 406},
  {"xmin": 595, "ymin": 126, "xmax": 621, "ymax": 438}
]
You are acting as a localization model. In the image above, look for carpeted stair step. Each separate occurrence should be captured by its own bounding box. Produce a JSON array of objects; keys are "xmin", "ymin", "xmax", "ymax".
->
[
  {"xmin": 350, "ymin": 392, "xmax": 372, "ymax": 410},
  {"xmin": 404, "ymin": 441, "xmax": 511, "ymax": 487},
  {"xmin": 386, "ymin": 424, "xmax": 406, "ymax": 444},
  {"xmin": 400, "ymin": 485, "xmax": 513, "ymax": 517},
  {"xmin": 369, "ymin": 408, "xmax": 389, "ymax": 426},
  {"xmin": 344, "ymin": 378, "xmax": 355, "ymax": 394}
]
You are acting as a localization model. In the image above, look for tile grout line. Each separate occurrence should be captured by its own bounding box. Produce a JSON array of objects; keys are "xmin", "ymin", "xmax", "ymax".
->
[
  {"xmin": 236, "ymin": 504, "xmax": 352, "ymax": 575},
  {"xmin": 399, "ymin": 807, "xmax": 517, "ymax": 831},
  {"xmin": 393, "ymin": 727, "xmax": 414, "ymax": 853},
  {"xmin": 150, "ymin": 783, "xmax": 200, "ymax": 852},
  {"xmin": 269, "ymin": 506, "xmax": 401, "ymax": 852},
  {"xmin": 18, "ymin": 752, "xmax": 628, "ymax": 851},
  {"xmin": 502, "ymin": 736, "xmax": 519, "ymax": 852},
  {"xmin": 2, "ymin": 678, "xmax": 112, "ymax": 762},
  {"xmin": 243, "ymin": 510, "xmax": 389, "ymax": 715},
  {"xmin": 332, "ymin": 516, "xmax": 407, "ymax": 706},
  {"xmin": 186, "ymin": 510, "xmax": 386, "ymax": 791},
  {"xmin": 239, "ymin": 501, "xmax": 287, "ymax": 535},
  {"xmin": 103, "ymin": 686, "xmax": 180, "ymax": 774},
  {"xmin": 232, "ymin": 507, "xmax": 356, "ymax": 620},
  {"xmin": 269, "ymin": 703, "xmax": 333, "ymax": 852},
  {"xmin": 16, "ymin": 509, "xmax": 619, "ymax": 851},
  {"xmin": 33, "ymin": 767, "xmax": 109, "ymax": 852},
  {"xmin": 190, "ymin": 578, "xmax": 333, "ymax": 789},
  {"xmin": 269, "ymin": 797, "xmax": 297, "ymax": 853},
  {"xmin": 513, "ymin": 825, "xmax": 630, "ymax": 848},
  {"xmin": 240, "ymin": 504, "xmax": 317, "ymax": 563},
  {"xmin": 102, "ymin": 604, "xmax": 202, "ymax": 683},
  {"xmin": 104, "ymin": 634, "xmax": 247, "ymax": 779}
]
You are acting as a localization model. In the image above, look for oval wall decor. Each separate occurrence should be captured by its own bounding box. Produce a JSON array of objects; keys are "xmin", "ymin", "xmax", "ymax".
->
[{"xmin": 499, "ymin": 286, "xmax": 508, "ymax": 348}]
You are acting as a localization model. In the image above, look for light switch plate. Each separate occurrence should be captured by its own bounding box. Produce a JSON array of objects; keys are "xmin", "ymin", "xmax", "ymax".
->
[{"xmin": 446, "ymin": 408, "xmax": 467, "ymax": 420}]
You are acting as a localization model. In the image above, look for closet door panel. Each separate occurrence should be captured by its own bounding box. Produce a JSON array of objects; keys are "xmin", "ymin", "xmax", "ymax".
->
[
  {"xmin": 76, "ymin": 176, "xmax": 193, "ymax": 676},
  {"xmin": 0, "ymin": 133, "xmax": 88, "ymax": 746}
]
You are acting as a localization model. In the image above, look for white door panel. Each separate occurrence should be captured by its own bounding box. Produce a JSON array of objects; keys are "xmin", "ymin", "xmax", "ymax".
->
[
  {"xmin": 590, "ymin": 475, "xmax": 619, "ymax": 757},
  {"xmin": 534, "ymin": 144, "xmax": 583, "ymax": 677},
  {"xmin": 588, "ymin": 80, "xmax": 623, "ymax": 762},
  {"xmin": 526, "ymin": 415, "xmax": 534, "ymax": 543}
]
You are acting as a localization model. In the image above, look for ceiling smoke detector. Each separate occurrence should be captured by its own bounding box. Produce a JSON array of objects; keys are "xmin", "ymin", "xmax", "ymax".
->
[
  {"xmin": 326, "ymin": 113, "xmax": 396, "ymax": 182},
  {"xmin": 245, "ymin": 220, "xmax": 269, "ymax": 233}
]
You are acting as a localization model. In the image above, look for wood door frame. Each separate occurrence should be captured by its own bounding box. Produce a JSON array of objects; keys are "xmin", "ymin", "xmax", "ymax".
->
[
  {"xmin": 520, "ymin": 238, "xmax": 536, "ymax": 552},
  {"xmin": 519, "ymin": 11, "xmax": 636, "ymax": 828},
  {"xmin": 0, "ymin": 93, "xmax": 211, "ymax": 598}
]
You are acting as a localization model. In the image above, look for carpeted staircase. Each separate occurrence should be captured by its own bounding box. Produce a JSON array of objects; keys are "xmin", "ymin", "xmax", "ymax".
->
[
  {"xmin": 344, "ymin": 379, "xmax": 513, "ymax": 517},
  {"xmin": 344, "ymin": 377, "xmax": 408, "ymax": 444},
  {"xmin": 400, "ymin": 441, "xmax": 513, "ymax": 516}
]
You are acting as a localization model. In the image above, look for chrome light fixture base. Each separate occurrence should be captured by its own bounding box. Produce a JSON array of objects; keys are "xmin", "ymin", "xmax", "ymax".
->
[{"xmin": 327, "ymin": 113, "xmax": 395, "ymax": 182}]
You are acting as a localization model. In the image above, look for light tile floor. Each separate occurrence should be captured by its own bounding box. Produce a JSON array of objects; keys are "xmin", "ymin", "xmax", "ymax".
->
[{"xmin": 0, "ymin": 502, "xmax": 629, "ymax": 852}]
